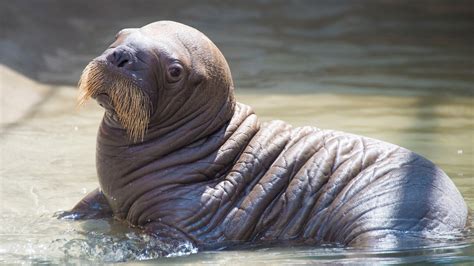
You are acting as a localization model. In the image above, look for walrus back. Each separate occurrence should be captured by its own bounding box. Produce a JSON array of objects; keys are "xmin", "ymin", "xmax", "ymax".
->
[{"xmin": 214, "ymin": 117, "xmax": 468, "ymax": 246}]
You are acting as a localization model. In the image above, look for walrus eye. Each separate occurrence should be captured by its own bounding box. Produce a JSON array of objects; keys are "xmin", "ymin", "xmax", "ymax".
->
[
  {"xmin": 167, "ymin": 64, "xmax": 183, "ymax": 82},
  {"xmin": 169, "ymin": 67, "xmax": 181, "ymax": 77}
]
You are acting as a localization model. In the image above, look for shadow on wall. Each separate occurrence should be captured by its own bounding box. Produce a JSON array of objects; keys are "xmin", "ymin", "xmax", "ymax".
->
[{"xmin": 1, "ymin": 0, "xmax": 473, "ymax": 90}]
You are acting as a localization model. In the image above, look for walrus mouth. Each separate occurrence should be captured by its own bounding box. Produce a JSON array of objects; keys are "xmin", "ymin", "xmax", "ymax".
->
[
  {"xmin": 78, "ymin": 61, "xmax": 151, "ymax": 142},
  {"xmin": 95, "ymin": 93, "xmax": 113, "ymax": 109}
]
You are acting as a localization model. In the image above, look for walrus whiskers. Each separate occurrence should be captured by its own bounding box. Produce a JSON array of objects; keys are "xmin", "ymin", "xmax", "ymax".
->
[
  {"xmin": 77, "ymin": 62, "xmax": 102, "ymax": 107},
  {"xmin": 78, "ymin": 62, "xmax": 151, "ymax": 142}
]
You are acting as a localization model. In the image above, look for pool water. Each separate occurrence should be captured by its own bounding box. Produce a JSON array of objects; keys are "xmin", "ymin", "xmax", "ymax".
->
[
  {"xmin": 1, "ymin": 0, "xmax": 473, "ymax": 264},
  {"xmin": 1, "ymin": 76, "xmax": 472, "ymax": 264}
]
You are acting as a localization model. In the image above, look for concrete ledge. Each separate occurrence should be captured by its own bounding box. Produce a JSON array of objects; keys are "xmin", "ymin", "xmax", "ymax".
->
[{"xmin": 0, "ymin": 64, "xmax": 51, "ymax": 126}]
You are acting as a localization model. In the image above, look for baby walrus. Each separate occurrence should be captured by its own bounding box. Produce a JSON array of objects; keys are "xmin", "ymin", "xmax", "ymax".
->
[{"xmin": 63, "ymin": 21, "xmax": 468, "ymax": 250}]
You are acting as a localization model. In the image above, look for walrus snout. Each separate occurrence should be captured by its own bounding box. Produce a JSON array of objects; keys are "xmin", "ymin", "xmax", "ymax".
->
[
  {"xmin": 77, "ymin": 59, "xmax": 152, "ymax": 142},
  {"xmin": 106, "ymin": 46, "xmax": 135, "ymax": 69}
]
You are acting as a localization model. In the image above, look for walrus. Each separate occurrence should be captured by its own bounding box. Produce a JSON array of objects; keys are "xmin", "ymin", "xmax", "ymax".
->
[{"xmin": 61, "ymin": 21, "xmax": 468, "ymax": 249}]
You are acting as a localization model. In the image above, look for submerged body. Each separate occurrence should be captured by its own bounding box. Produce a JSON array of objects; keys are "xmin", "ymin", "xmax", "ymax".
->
[{"xmin": 64, "ymin": 21, "xmax": 468, "ymax": 249}]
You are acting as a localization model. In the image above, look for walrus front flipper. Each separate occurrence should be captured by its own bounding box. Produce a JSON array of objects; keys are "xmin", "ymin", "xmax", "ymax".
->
[{"xmin": 56, "ymin": 188, "xmax": 113, "ymax": 220}]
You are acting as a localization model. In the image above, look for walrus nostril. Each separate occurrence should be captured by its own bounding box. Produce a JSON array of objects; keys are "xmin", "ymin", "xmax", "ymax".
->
[
  {"xmin": 108, "ymin": 50, "xmax": 130, "ymax": 68},
  {"xmin": 117, "ymin": 59, "xmax": 129, "ymax": 68}
]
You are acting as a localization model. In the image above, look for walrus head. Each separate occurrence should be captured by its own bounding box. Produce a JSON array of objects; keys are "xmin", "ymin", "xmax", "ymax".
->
[{"xmin": 78, "ymin": 21, "xmax": 235, "ymax": 142}]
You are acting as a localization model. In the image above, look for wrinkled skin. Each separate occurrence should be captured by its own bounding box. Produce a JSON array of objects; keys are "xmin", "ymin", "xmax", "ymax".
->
[{"xmin": 61, "ymin": 21, "xmax": 468, "ymax": 249}]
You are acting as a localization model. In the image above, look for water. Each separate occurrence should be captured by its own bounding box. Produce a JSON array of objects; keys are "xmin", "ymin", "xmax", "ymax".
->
[{"xmin": 1, "ymin": 0, "xmax": 473, "ymax": 264}]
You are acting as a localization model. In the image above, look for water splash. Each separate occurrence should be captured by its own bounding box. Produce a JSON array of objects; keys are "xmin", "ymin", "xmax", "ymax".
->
[
  {"xmin": 0, "ymin": 214, "xmax": 197, "ymax": 264},
  {"xmin": 62, "ymin": 231, "xmax": 198, "ymax": 262}
]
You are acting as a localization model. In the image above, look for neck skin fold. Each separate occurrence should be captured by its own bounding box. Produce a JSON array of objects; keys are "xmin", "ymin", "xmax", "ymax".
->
[{"xmin": 96, "ymin": 97, "xmax": 258, "ymax": 221}]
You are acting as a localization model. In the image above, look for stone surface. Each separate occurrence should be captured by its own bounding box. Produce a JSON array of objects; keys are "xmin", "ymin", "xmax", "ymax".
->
[{"xmin": 0, "ymin": 65, "xmax": 51, "ymax": 126}]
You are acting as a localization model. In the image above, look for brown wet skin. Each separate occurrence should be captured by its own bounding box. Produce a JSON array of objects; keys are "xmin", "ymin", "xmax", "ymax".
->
[{"xmin": 61, "ymin": 21, "xmax": 468, "ymax": 249}]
